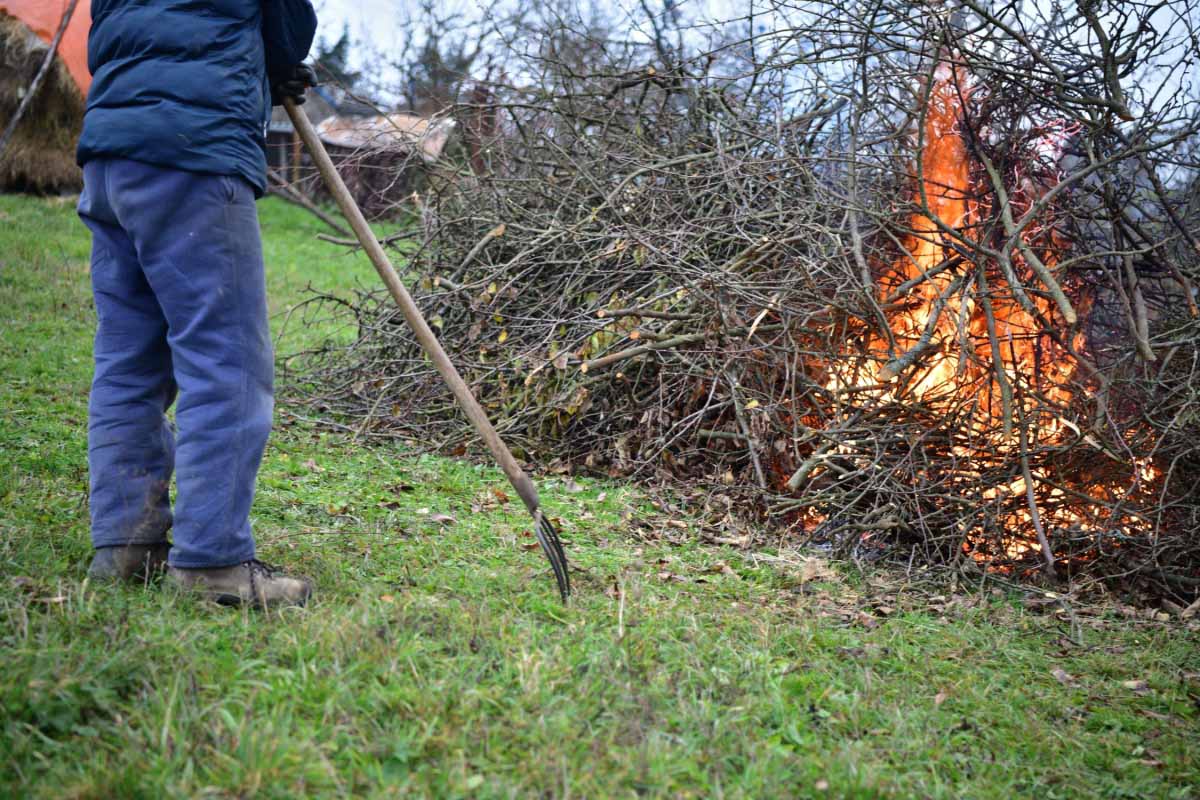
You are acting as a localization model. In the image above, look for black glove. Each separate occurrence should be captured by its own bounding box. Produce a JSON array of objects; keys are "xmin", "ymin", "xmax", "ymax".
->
[{"xmin": 271, "ymin": 63, "xmax": 318, "ymax": 106}]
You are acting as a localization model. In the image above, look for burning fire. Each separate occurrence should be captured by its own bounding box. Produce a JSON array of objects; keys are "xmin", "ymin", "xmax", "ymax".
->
[{"xmin": 810, "ymin": 64, "xmax": 1161, "ymax": 570}]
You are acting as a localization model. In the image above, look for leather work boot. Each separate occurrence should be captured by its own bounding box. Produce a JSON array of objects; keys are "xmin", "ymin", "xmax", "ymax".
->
[
  {"xmin": 166, "ymin": 560, "xmax": 314, "ymax": 609},
  {"xmin": 87, "ymin": 543, "xmax": 170, "ymax": 582}
]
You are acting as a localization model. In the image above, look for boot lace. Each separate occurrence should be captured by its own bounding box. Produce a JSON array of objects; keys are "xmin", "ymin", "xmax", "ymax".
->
[
  {"xmin": 246, "ymin": 559, "xmax": 281, "ymax": 577},
  {"xmin": 245, "ymin": 559, "xmax": 283, "ymax": 599}
]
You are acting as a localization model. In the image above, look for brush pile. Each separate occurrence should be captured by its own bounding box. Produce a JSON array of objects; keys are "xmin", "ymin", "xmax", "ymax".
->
[
  {"xmin": 0, "ymin": 12, "xmax": 83, "ymax": 193},
  {"xmin": 295, "ymin": 2, "xmax": 1200, "ymax": 599}
]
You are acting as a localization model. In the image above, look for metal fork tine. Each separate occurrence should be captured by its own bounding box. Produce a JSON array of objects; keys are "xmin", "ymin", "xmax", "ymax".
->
[
  {"xmin": 535, "ymin": 512, "xmax": 570, "ymax": 600},
  {"xmin": 540, "ymin": 519, "xmax": 569, "ymax": 600}
]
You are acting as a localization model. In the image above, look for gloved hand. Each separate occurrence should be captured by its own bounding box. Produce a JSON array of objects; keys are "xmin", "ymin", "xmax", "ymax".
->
[{"xmin": 271, "ymin": 63, "xmax": 318, "ymax": 106}]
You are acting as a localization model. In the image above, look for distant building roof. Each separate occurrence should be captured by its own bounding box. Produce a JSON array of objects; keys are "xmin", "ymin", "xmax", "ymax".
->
[
  {"xmin": 332, "ymin": 95, "xmax": 378, "ymax": 117},
  {"xmin": 314, "ymin": 112, "xmax": 456, "ymax": 162}
]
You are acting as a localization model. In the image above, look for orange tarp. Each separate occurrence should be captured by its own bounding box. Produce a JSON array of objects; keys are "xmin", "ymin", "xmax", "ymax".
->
[{"xmin": 1, "ymin": 0, "xmax": 91, "ymax": 95}]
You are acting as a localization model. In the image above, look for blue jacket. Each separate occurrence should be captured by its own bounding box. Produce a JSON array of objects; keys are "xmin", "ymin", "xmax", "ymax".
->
[{"xmin": 77, "ymin": 0, "xmax": 317, "ymax": 196}]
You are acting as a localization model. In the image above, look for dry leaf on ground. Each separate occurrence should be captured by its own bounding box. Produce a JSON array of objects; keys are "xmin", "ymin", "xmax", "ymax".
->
[
  {"xmin": 1051, "ymin": 668, "xmax": 1075, "ymax": 686},
  {"xmin": 799, "ymin": 557, "xmax": 838, "ymax": 583}
]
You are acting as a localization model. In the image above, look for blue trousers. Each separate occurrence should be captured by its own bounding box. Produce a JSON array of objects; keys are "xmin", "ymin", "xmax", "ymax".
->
[{"xmin": 78, "ymin": 158, "xmax": 272, "ymax": 568}]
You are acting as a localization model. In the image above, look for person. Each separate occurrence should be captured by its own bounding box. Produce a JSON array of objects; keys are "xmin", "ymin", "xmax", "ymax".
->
[{"xmin": 77, "ymin": 0, "xmax": 319, "ymax": 608}]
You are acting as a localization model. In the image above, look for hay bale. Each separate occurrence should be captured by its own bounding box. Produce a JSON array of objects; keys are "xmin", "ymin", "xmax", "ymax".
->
[{"xmin": 0, "ymin": 12, "xmax": 84, "ymax": 194}]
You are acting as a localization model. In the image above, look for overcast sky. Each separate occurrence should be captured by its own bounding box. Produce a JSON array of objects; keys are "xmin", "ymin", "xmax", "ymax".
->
[
  {"xmin": 309, "ymin": 0, "xmax": 507, "ymax": 98},
  {"xmin": 311, "ymin": 0, "xmax": 406, "ymax": 55}
]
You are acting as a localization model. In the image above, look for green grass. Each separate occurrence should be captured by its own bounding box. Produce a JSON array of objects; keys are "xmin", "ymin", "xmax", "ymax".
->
[{"xmin": 1, "ymin": 193, "xmax": 1198, "ymax": 799}]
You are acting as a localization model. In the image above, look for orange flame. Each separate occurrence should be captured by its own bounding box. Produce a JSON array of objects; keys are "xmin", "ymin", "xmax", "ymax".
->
[{"xmin": 811, "ymin": 64, "xmax": 1159, "ymax": 565}]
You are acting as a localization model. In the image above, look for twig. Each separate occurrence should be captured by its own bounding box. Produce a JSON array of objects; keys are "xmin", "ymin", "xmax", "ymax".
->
[
  {"xmin": 454, "ymin": 223, "xmax": 507, "ymax": 277},
  {"xmin": 597, "ymin": 308, "xmax": 695, "ymax": 321},
  {"xmin": 978, "ymin": 151, "xmax": 1077, "ymax": 326},
  {"xmin": 266, "ymin": 168, "xmax": 352, "ymax": 237},
  {"xmin": 318, "ymin": 228, "xmax": 420, "ymax": 248},
  {"xmin": 725, "ymin": 369, "xmax": 768, "ymax": 490},
  {"xmin": 1011, "ymin": 334, "xmax": 1058, "ymax": 580},
  {"xmin": 579, "ymin": 332, "xmax": 708, "ymax": 373},
  {"xmin": 876, "ymin": 275, "xmax": 965, "ymax": 382}
]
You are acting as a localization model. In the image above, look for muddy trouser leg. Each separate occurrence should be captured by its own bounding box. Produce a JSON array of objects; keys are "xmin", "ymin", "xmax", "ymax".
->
[
  {"xmin": 79, "ymin": 159, "xmax": 176, "ymax": 548},
  {"xmin": 83, "ymin": 158, "xmax": 272, "ymax": 568}
]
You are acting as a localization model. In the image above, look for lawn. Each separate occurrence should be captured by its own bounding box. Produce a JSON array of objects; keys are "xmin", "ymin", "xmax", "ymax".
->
[{"xmin": 1, "ymin": 193, "xmax": 1197, "ymax": 799}]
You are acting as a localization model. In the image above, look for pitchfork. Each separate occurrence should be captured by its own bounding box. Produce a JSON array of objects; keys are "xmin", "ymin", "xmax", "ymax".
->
[{"xmin": 283, "ymin": 98, "xmax": 571, "ymax": 602}]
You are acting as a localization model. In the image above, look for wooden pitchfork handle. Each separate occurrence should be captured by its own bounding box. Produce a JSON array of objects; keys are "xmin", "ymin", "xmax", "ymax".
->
[{"xmin": 283, "ymin": 98, "xmax": 570, "ymax": 601}]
